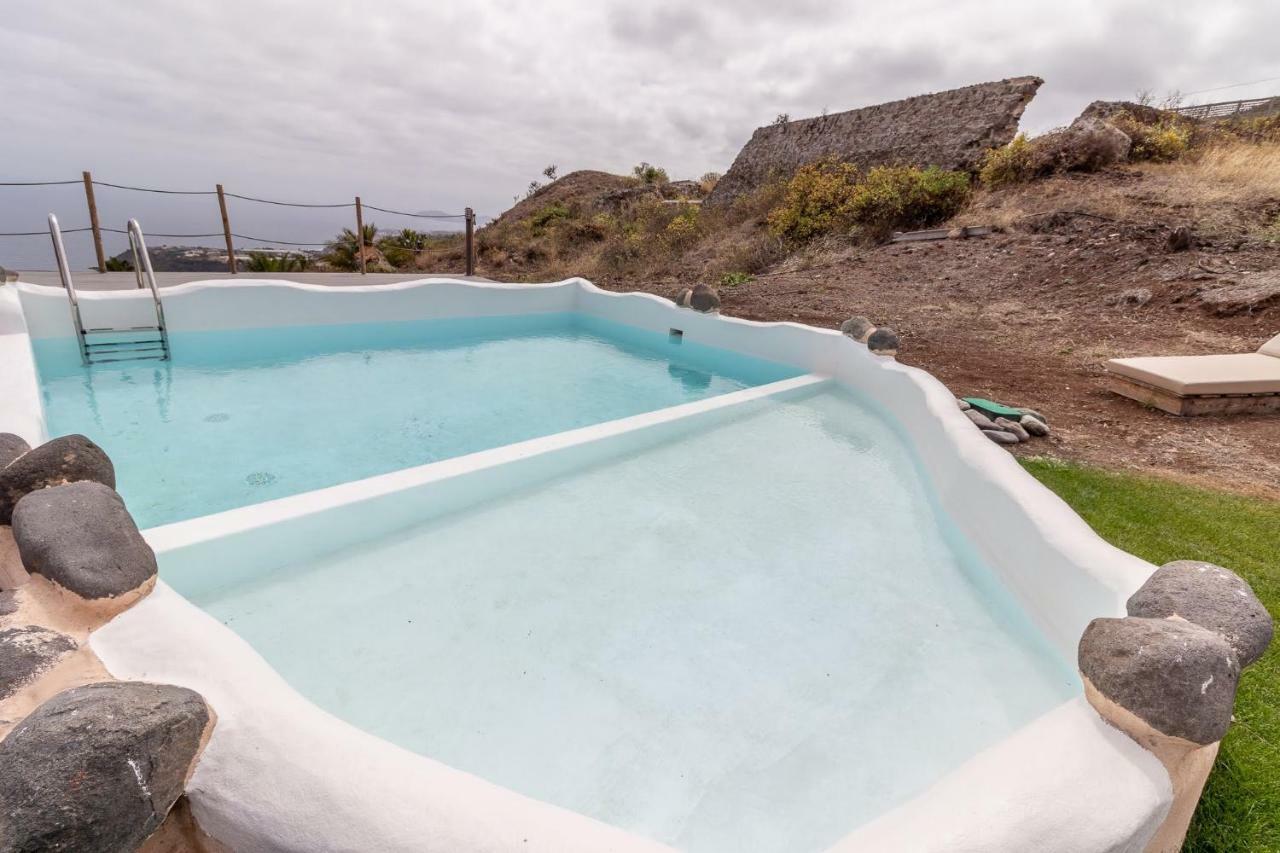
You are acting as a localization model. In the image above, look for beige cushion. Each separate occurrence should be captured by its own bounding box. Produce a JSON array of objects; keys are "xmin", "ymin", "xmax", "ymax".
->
[
  {"xmin": 1259, "ymin": 333, "xmax": 1280, "ymax": 358},
  {"xmin": 1107, "ymin": 353, "xmax": 1280, "ymax": 396}
]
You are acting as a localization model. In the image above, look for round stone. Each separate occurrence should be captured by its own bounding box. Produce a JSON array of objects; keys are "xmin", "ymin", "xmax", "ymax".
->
[
  {"xmin": 0, "ymin": 434, "xmax": 115, "ymax": 524},
  {"xmin": 1079, "ymin": 616, "xmax": 1240, "ymax": 745},
  {"xmin": 689, "ymin": 284, "xmax": 721, "ymax": 313},
  {"xmin": 867, "ymin": 326, "xmax": 900, "ymax": 356},
  {"xmin": 982, "ymin": 429, "xmax": 1020, "ymax": 446},
  {"xmin": 839, "ymin": 316, "xmax": 876, "ymax": 343},
  {"xmin": 1128, "ymin": 561, "xmax": 1273, "ymax": 667}
]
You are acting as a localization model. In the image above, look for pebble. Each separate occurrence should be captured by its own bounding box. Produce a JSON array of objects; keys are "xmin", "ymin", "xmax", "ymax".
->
[
  {"xmin": 994, "ymin": 417, "xmax": 1030, "ymax": 442},
  {"xmin": 982, "ymin": 429, "xmax": 1020, "ymax": 446}
]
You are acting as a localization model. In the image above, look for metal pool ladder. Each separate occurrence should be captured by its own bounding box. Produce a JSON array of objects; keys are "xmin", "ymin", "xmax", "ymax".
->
[{"xmin": 49, "ymin": 214, "xmax": 170, "ymax": 365}]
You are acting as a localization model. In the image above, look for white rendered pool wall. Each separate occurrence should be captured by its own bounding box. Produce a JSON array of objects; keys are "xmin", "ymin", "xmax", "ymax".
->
[{"xmin": 1, "ymin": 278, "xmax": 1171, "ymax": 851}]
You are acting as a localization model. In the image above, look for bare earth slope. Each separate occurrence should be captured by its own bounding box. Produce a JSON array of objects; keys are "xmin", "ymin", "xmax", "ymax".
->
[{"xmin": 485, "ymin": 164, "xmax": 1280, "ymax": 499}]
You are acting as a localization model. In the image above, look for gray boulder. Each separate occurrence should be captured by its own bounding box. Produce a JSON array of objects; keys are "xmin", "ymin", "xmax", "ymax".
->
[
  {"xmin": 994, "ymin": 416, "xmax": 1030, "ymax": 442},
  {"xmin": 1020, "ymin": 415, "xmax": 1050, "ymax": 436},
  {"xmin": 0, "ymin": 681, "xmax": 210, "ymax": 852},
  {"xmin": 956, "ymin": 398, "xmax": 971, "ymax": 411},
  {"xmin": 1015, "ymin": 406, "xmax": 1049, "ymax": 425},
  {"xmin": 840, "ymin": 315, "xmax": 876, "ymax": 343},
  {"xmin": 689, "ymin": 284, "xmax": 721, "ymax": 313},
  {"xmin": 1079, "ymin": 616, "xmax": 1240, "ymax": 745},
  {"xmin": 0, "ymin": 434, "xmax": 29, "ymax": 470},
  {"xmin": 12, "ymin": 482, "xmax": 156, "ymax": 600},
  {"xmin": 867, "ymin": 326, "xmax": 900, "ymax": 356},
  {"xmin": 1128, "ymin": 560, "xmax": 1273, "ymax": 667},
  {"xmin": 0, "ymin": 435, "xmax": 115, "ymax": 524},
  {"xmin": 982, "ymin": 429, "xmax": 1020, "ymax": 446},
  {"xmin": 0, "ymin": 626, "xmax": 77, "ymax": 701},
  {"xmin": 673, "ymin": 287, "xmax": 693, "ymax": 308},
  {"xmin": 965, "ymin": 409, "xmax": 997, "ymax": 431}
]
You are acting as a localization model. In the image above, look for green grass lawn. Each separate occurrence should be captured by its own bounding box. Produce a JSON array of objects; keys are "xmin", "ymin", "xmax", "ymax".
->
[{"xmin": 1022, "ymin": 458, "xmax": 1280, "ymax": 853}]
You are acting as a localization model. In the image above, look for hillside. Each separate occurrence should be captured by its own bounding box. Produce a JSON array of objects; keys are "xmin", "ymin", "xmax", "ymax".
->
[{"xmin": 457, "ymin": 112, "xmax": 1280, "ymax": 499}]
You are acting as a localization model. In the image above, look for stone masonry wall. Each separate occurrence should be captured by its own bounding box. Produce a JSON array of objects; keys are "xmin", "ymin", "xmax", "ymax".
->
[{"xmin": 706, "ymin": 76, "xmax": 1042, "ymax": 206}]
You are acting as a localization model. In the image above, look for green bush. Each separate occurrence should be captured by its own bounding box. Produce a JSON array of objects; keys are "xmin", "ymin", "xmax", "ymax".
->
[
  {"xmin": 767, "ymin": 159, "xmax": 971, "ymax": 242},
  {"xmin": 980, "ymin": 134, "xmax": 1037, "ymax": 186},
  {"xmin": 848, "ymin": 165, "xmax": 972, "ymax": 235},
  {"xmin": 663, "ymin": 208, "xmax": 700, "ymax": 249},
  {"xmin": 765, "ymin": 159, "xmax": 864, "ymax": 242},
  {"xmin": 529, "ymin": 202, "xmax": 571, "ymax": 234},
  {"xmin": 632, "ymin": 162, "xmax": 669, "ymax": 185},
  {"xmin": 245, "ymin": 251, "xmax": 309, "ymax": 273},
  {"xmin": 719, "ymin": 271, "xmax": 754, "ymax": 287},
  {"xmin": 1110, "ymin": 112, "xmax": 1193, "ymax": 162}
]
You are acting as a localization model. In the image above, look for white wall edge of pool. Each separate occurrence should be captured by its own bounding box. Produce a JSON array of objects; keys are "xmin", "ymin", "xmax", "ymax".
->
[{"xmin": 7, "ymin": 276, "xmax": 1170, "ymax": 851}]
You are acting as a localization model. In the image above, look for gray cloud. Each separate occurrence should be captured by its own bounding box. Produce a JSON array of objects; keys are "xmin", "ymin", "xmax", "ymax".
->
[{"xmin": 1, "ymin": 0, "xmax": 1275, "ymax": 270}]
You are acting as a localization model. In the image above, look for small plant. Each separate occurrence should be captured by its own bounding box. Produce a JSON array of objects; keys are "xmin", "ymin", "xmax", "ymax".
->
[
  {"xmin": 1111, "ymin": 111, "xmax": 1193, "ymax": 162},
  {"xmin": 979, "ymin": 134, "xmax": 1037, "ymax": 187},
  {"xmin": 772, "ymin": 113, "xmax": 790, "ymax": 127},
  {"xmin": 719, "ymin": 271, "xmax": 754, "ymax": 287},
  {"xmin": 632, "ymin": 162, "xmax": 669, "ymax": 185},
  {"xmin": 542, "ymin": 164, "xmax": 558, "ymax": 181},
  {"xmin": 100, "ymin": 256, "xmax": 133, "ymax": 272},
  {"xmin": 323, "ymin": 224, "xmax": 379, "ymax": 271},
  {"xmin": 245, "ymin": 251, "xmax": 309, "ymax": 273},
  {"xmin": 698, "ymin": 172, "xmax": 722, "ymax": 194}
]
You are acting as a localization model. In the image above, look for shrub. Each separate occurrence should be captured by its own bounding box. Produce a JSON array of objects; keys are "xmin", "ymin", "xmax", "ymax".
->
[
  {"xmin": 529, "ymin": 202, "xmax": 571, "ymax": 234},
  {"xmin": 324, "ymin": 224, "xmax": 378, "ymax": 270},
  {"xmin": 699, "ymin": 172, "xmax": 722, "ymax": 194},
  {"xmin": 767, "ymin": 160, "xmax": 971, "ymax": 242},
  {"xmin": 1110, "ymin": 112, "xmax": 1193, "ymax": 162},
  {"xmin": 719, "ymin": 271, "xmax": 754, "ymax": 287},
  {"xmin": 664, "ymin": 210, "xmax": 700, "ymax": 249},
  {"xmin": 632, "ymin": 162, "xmax": 669, "ymax": 185},
  {"xmin": 100, "ymin": 256, "xmax": 133, "ymax": 272},
  {"xmin": 766, "ymin": 158, "xmax": 864, "ymax": 242},
  {"xmin": 980, "ymin": 134, "xmax": 1037, "ymax": 186},
  {"xmin": 847, "ymin": 165, "xmax": 972, "ymax": 236},
  {"xmin": 245, "ymin": 251, "xmax": 308, "ymax": 273}
]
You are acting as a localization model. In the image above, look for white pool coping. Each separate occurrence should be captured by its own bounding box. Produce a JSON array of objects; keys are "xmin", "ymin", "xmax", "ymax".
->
[{"xmin": 0, "ymin": 277, "xmax": 1171, "ymax": 852}]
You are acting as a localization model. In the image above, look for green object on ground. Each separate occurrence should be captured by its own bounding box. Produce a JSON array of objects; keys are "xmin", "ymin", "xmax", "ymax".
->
[
  {"xmin": 1022, "ymin": 458, "xmax": 1280, "ymax": 853},
  {"xmin": 962, "ymin": 397, "xmax": 1023, "ymax": 418}
]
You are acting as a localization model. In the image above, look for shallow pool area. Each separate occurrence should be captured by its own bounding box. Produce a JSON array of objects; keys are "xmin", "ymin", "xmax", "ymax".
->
[
  {"xmin": 179, "ymin": 388, "xmax": 1077, "ymax": 852},
  {"xmin": 31, "ymin": 313, "xmax": 798, "ymax": 527}
]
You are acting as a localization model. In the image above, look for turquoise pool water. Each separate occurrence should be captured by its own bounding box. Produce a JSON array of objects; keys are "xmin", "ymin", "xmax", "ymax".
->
[
  {"xmin": 32, "ymin": 313, "xmax": 799, "ymax": 527},
  {"xmin": 184, "ymin": 388, "xmax": 1077, "ymax": 853}
]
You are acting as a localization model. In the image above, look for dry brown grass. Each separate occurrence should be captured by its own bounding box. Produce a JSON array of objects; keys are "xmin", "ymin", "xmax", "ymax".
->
[{"xmin": 1181, "ymin": 142, "xmax": 1280, "ymax": 200}]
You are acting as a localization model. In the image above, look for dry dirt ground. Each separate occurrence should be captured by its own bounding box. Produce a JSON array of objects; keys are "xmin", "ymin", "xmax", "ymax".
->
[{"xmin": 585, "ymin": 177, "xmax": 1280, "ymax": 500}]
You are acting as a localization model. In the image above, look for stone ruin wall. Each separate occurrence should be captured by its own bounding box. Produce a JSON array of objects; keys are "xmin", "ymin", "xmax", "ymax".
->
[{"xmin": 706, "ymin": 76, "xmax": 1043, "ymax": 206}]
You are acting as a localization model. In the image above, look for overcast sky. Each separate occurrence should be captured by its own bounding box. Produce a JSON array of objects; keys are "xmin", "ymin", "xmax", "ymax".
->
[{"xmin": 2, "ymin": 0, "xmax": 1278, "ymax": 269}]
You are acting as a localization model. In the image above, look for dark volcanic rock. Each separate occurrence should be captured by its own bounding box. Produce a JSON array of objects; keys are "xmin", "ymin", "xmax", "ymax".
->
[
  {"xmin": 0, "ymin": 626, "xmax": 77, "ymax": 700},
  {"xmin": 689, "ymin": 284, "xmax": 721, "ymax": 313},
  {"xmin": 0, "ymin": 434, "xmax": 29, "ymax": 470},
  {"xmin": 0, "ymin": 681, "xmax": 210, "ymax": 852},
  {"xmin": 12, "ymin": 482, "xmax": 156, "ymax": 599},
  {"xmin": 839, "ymin": 315, "xmax": 876, "ymax": 343},
  {"xmin": 1128, "ymin": 560, "xmax": 1274, "ymax": 667},
  {"xmin": 0, "ymin": 435, "xmax": 115, "ymax": 524},
  {"xmin": 866, "ymin": 326, "xmax": 900, "ymax": 356},
  {"xmin": 1079, "ymin": 616, "xmax": 1240, "ymax": 745}
]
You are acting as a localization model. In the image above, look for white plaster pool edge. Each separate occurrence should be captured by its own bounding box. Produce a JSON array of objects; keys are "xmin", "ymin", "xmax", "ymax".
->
[{"xmin": 7, "ymin": 277, "xmax": 1171, "ymax": 851}]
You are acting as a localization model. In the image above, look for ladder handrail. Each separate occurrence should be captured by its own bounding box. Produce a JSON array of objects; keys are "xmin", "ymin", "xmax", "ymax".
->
[
  {"xmin": 48, "ymin": 213, "xmax": 90, "ymax": 365},
  {"xmin": 127, "ymin": 219, "xmax": 170, "ymax": 337}
]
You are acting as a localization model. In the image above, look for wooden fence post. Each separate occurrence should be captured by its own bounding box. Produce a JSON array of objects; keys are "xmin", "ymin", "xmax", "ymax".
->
[
  {"xmin": 464, "ymin": 207, "xmax": 475, "ymax": 277},
  {"xmin": 82, "ymin": 172, "xmax": 106, "ymax": 273},
  {"xmin": 216, "ymin": 184, "xmax": 237, "ymax": 274},
  {"xmin": 355, "ymin": 196, "xmax": 367, "ymax": 275}
]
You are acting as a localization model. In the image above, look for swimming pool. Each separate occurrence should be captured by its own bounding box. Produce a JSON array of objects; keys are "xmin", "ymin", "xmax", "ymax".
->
[
  {"xmin": 3, "ymin": 278, "xmax": 1169, "ymax": 853},
  {"xmin": 31, "ymin": 313, "xmax": 798, "ymax": 527}
]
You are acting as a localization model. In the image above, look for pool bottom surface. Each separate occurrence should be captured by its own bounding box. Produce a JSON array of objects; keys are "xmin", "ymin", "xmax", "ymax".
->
[
  {"xmin": 32, "ymin": 312, "xmax": 797, "ymax": 528},
  {"xmin": 186, "ymin": 389, "xmax": 1077, "ymax": 853}
]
